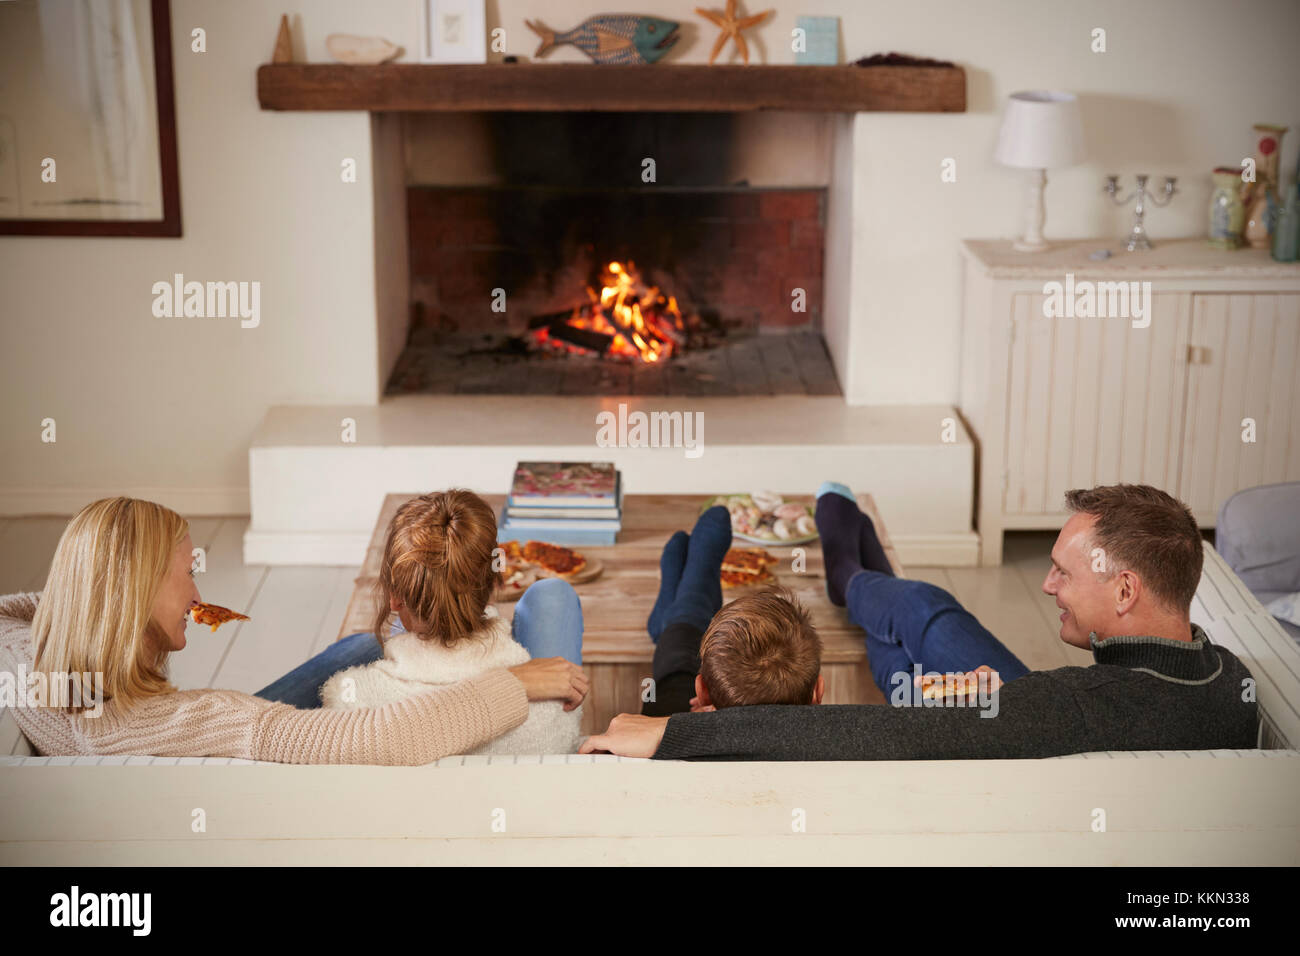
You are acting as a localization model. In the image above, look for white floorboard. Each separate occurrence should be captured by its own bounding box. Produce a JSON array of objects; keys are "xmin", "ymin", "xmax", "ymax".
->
[
  {"xmin": 943, "ymin": 556, "xmax": 1073, "ymax": 671},
  {"xmin": 211, "ymin": 566, "xmax": 349, "ymax": 695},
  {"xmin": 171, "ymin": 518, "xmax": 266, "ymax": 692},
  {"xmin": 309, "ymin": 567, "xmax": 365, "ymax": 658}
]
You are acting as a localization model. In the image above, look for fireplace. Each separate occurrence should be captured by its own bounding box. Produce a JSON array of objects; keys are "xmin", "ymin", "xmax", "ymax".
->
[
  {"xmin": 247, "ymin": 89, "xmax": 982, "ymax": 569},
  {"xmin": 387, "ymin": 112, "xmax": 837, "ymax": 397}
]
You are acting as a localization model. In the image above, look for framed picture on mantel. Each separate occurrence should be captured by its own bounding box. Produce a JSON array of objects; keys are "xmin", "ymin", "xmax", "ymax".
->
[
  {"xmin": 0, "ymin": 0, "xmax": 181, "ymax": 237},
  {"xmin": 422, "ymin": 0, "xmax": 488, "ymax": 64}
]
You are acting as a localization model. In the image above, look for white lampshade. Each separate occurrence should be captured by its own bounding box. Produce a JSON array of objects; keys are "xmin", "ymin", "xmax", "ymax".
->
[{"xmin": 994, "ymin": 91, "xmax": 1085, "ymax": 169}]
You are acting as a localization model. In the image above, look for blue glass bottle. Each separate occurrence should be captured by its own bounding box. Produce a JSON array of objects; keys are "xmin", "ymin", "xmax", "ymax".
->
[{"xmin": 1272, "ymin": 182, "xmax": 1299, "ymax": 263}]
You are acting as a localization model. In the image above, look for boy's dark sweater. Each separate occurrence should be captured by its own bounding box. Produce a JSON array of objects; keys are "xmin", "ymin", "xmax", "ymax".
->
[{"xmin": 653, "ymin": 625, "xmax": 1260, "ymax": 761}]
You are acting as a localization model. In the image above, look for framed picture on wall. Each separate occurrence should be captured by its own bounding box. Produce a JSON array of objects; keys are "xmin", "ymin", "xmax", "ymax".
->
[
  {"xmin": 0, "ymin": 0, "xmax": 181, "ymax": 237},
  {"xmin": 422, "ymin": 0, "xmax": 487, "ymax": 64}
]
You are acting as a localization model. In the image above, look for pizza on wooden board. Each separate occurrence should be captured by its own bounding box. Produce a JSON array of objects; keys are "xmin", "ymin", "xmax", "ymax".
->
[
  {"xmin": 189, "ymin": 602, "xmax": 250, "ymax": 632},
  {"xmin": 496, "ymin": 540, "xmax": 591, "ymax": 596},
  {"xmin": 720, "ymin": 547, "xmax": 778, "ymax": 588}
]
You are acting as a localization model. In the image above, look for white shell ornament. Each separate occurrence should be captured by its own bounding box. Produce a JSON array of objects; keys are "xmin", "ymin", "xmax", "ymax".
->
[{"xmin": 326, "ymin": 34, "xmax": 402, "ymax": 64}]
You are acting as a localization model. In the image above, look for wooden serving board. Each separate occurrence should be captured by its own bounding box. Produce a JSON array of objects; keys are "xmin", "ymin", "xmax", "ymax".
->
[
  {"xmin": 493, "ymin": 556, "xmax": 604, "ymax": 603},
  {"xmin": 338, "ymin": 493, "xmax": 903, "ymax": 732}
]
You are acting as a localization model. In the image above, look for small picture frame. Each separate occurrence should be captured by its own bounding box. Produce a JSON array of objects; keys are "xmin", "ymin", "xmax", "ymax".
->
[
  {"xmin": 794, "ymin": 16, "xmax": 839, "ymax": 66},
  {"xmin": 423, "ymin": 0, "xmax": 487, "ymax": 63}
]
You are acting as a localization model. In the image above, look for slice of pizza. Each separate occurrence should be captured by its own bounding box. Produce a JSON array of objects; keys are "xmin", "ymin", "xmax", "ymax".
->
[
  {"xmin": 919, "ymin": 672, "xmax": 981, "ymax": 700},
  {"xmin": 720, "ymin": 547, "xmax": 778, "ymax": 588},
  {"xmin": 521, "ymin": 541, "xmax": 588, "ymax": 577},
  {"xmin": 189, "ymin": 602, "xmax": 250, "ymax": 632}
]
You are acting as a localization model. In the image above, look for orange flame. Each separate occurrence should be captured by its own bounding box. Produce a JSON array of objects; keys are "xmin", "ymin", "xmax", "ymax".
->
[{"xmin": 543, "ymin": 260, "xmax": 685, "ymax": 363}]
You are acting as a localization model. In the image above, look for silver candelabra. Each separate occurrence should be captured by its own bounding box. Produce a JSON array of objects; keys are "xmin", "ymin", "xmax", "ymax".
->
[{"xmin": 1104, "ymin": 174, "xmax": 1177, "ymax": 251}]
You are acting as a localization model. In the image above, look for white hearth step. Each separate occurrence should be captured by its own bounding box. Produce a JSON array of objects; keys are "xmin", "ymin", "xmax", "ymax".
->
[{"xmin": 245, "ymin": 395, "xmax": 977, "ymax": 566}]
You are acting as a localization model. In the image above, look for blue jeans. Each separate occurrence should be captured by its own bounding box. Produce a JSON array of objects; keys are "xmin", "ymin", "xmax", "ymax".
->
[
  {"xmin": 846, "ymin": 570, "xmax": 1030, "ymax": 695},
  {"xmin": 253, "ymin": 577, "xmax": 585, "ymax": 709}
]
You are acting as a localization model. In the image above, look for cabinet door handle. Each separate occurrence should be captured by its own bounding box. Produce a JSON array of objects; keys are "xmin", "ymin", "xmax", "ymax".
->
[{"xmin": 1187, "ymin": 345, "xmax": 1212, "ymax": 365}]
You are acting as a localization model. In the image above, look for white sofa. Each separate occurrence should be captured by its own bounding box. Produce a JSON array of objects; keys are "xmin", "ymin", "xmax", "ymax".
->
[{"xmin": 3, "ymin": 545, "xmax": 1298, "ymax": 865}]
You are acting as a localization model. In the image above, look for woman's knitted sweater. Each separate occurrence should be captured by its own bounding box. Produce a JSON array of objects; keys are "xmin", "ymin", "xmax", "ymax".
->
[
  {"xmin": 321, "ymin": 606, "xmax": 582, "ymax": 755},
  {"xmin": 0, "ymin": 592, "xmax": 528, "ymax": 765}
]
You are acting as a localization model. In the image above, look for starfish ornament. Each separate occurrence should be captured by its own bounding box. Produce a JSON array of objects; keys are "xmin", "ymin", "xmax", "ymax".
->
[{"xmin": 696, "ymin": 0, "xmax": 773, "ymax": 64}]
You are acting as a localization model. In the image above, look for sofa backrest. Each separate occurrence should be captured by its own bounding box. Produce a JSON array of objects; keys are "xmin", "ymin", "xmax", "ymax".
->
[
  {"xmin": 1, "ymin": 706, "xmax": 32, "ymax": 758},
  {"xmin": 1192, "ymin": 544, "xmax": 1300, "ymax": 750}
]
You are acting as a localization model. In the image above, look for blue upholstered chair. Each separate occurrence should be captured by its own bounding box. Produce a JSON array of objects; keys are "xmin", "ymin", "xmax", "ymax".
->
[{"xmin": 1216, "ymin": 481, "xmax": 1300, "ymax": 644}]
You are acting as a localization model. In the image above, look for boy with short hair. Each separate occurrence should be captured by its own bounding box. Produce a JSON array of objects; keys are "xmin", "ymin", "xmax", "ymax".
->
[
  {"xmin": 641, "ymin": 507, "xmax": 823, "ymax": 715},
  {"xmin": 693, "ymin": 589, "xmax": 823, "ymax": 711}
]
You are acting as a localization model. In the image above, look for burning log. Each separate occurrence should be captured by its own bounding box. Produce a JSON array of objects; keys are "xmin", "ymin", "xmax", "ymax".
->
[
  {"xmin": 543, "ymin": 322, "xmax": 614, "ymax": 355},
  {"xmin": 528, "ymin": 308, "xmax": 589, "ymax": 330},
  {"xmin": 526, "ymin": 260, "xmax": 689, "ymax": 364}
]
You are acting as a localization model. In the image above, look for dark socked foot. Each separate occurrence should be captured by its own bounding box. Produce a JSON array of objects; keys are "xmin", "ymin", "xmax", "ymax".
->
[
  {"xmin": 858, "ymin": 511, "xmax": 895, "ymax": 577},
  {"xmin": 815, "ymin": 486, "xmax": 866, "ymax": 606},
  {"xmin": 663, "ymin": 505, "xmax": 732, "ymax": 634},
  {"xmin": 648, "ymin": 530, "xmax": 689, "ymax": 641}
]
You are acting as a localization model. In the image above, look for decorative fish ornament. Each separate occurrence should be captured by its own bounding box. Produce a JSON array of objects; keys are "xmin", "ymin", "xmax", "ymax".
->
[{"xmin": 526, "ymin": 15, "xmax": 680, "ymax": 65}]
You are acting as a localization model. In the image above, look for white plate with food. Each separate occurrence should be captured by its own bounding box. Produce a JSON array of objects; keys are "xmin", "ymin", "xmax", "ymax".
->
[{"xmin": 702, "ymin": 492, "xmax": 818, "ymax": 545}]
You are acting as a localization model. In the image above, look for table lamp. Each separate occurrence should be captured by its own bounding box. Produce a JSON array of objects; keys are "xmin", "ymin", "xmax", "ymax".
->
[{"xmin": 994, "ymin": 91, "xmax": 1085, "ymax": 252}]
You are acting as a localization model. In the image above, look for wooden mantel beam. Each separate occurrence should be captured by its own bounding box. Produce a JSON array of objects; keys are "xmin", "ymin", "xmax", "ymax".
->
[{"xmin": 256, "ymin": 63, "xmax": 966, "ymax": 113}]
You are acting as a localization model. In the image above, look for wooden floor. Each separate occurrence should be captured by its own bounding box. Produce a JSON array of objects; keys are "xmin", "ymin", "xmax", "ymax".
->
[{"xmin": 0, "ymin": 514, "xmax": 1090, "ymax": 742}]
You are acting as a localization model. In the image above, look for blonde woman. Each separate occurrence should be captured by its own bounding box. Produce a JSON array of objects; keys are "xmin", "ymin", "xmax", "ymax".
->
[{"xmin": 0, "ymin": 497, "xmax": 587, "ymax": 763}]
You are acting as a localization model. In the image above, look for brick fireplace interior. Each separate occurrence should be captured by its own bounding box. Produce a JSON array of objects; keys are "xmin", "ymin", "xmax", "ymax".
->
[{"xmin": 388, "ymin": 112, "xmax": 838, "ymax": 397}]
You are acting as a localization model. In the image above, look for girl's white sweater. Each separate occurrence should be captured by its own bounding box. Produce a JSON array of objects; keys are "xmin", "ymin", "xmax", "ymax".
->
[{"xmin": 320, "ymin": 606, "xmax": 582, "ymax": 755}]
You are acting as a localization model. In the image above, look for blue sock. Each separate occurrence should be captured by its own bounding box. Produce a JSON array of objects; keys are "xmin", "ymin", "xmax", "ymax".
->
[
  {"xmin": 816, "ymin": 483, "xmax": 866, "ymax": 606},
  {"xmin": 816, "ymin": 480, "xmax": 856, "ymax": 502},
  {"xmin": 648, "ymin": 531, "xmax": 689, "ymax": 642},
  {"xmin": 663, "ymin": 506, "xmax": 732, "ymax": 634}
]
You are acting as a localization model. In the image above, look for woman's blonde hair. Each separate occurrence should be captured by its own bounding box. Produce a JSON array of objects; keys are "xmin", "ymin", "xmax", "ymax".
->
[
  {"xmin": 372, "ymin": 489, "xmax": 499, "ymax": 647},
  {"xmin": 31, "ymin": 497, "xmax": 187, "ymax": 711}
]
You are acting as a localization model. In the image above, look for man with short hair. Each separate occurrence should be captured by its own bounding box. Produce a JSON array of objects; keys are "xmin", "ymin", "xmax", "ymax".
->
[{"xmin": 583, "ymin": 483, "xmax": 1259, "ymax": 760}]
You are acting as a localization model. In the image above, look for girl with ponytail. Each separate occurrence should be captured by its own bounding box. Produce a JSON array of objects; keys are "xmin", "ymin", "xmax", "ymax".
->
[{"xmin": 319, "ymin": 489, "xmax": 586, "ymax": 754}]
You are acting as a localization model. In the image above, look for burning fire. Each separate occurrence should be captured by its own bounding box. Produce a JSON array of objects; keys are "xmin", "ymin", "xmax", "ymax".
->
[{"xmin": 533, "ymin": 261, "xmax": 687, "ymax": 363}]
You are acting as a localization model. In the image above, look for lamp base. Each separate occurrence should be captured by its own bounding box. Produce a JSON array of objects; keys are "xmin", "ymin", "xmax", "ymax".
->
[
  {"xmin": 1013, "ymin": 236, "xmax": 1050, "ymax": 253},
  {"xmin": 1013, "ymin": 168, "xmax": 1050, "ymax": 253}
]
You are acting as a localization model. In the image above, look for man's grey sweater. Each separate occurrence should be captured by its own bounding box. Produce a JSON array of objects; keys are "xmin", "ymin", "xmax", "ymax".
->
[{"xmin": 653, "ymin": 625, "xmax": 1259, "ymax": 761}]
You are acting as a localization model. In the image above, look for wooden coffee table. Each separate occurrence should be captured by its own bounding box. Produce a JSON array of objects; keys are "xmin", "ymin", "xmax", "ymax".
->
[{"xmin": 339, "ymin": 493, "xmax": 901, "ymax": 733}]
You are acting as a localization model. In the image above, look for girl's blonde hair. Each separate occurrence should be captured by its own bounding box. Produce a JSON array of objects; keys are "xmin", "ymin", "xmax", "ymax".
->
[
  {"xmin": 32, "ymin": 497, "xmax": 187, "ymax": 711},
  {"xmin": 372, "ymin": 489, "xmax": 499, "ymax": 647}
]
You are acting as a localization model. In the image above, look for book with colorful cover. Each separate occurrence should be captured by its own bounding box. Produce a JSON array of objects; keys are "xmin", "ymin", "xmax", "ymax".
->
[
  {"xmin": 497, "ymin": 514, "xmax": 618, "ymax": 548},
  {"xmin": 502, "ymin": 512, "xmax": 622, "ymax": 532},
  {"xmin": 508, "ymin": 462, "xmax": 619, "ymax": 509},
  {"xmin": 507, "ymin": 473, "xmax": 622, "ymax": 518}
]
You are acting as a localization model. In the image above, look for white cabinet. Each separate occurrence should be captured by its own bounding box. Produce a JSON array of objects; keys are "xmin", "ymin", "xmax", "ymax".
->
[
  {"xmin": 1180, "ymin": 293, "xmax": 1300, "ymax": 517},
  {"xmin": 961, "ymin": 239, "xmax": 1300, "ymax": 564}
]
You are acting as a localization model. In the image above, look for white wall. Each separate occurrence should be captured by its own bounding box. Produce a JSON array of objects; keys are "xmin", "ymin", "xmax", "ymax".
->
[
  {"xmin": 2, "ymin": 0, "xmax": 1297, "ymax": 508},
  {"xmin": 0, "ymin": 1, "xmax": 418, "ymax": 513}
]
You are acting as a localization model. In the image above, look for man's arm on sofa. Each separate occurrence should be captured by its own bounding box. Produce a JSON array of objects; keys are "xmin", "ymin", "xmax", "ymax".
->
[{"xmin": 651, "ymin": 673, "xmax": 1091, "ymax": 761}]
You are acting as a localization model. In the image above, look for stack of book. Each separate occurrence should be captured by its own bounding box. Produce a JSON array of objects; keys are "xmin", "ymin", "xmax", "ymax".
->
[{"xmin": 499, "ymin": 461, "xmax": 622, "ymax": 547}]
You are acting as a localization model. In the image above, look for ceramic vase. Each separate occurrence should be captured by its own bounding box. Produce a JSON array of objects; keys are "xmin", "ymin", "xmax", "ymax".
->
[
  {"xmin": 1208, "ymin": 168, "xmax": 1246, "ymax": 249},
  {"xmin": 1244, "ymin": 124, "xmax": 1287, "ymax": 249}
]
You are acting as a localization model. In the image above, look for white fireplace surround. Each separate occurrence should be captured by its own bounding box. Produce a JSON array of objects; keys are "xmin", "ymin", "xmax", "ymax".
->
[{"xmin": 245, "ymin": 113, "xmax": 981, "ymax": 567}]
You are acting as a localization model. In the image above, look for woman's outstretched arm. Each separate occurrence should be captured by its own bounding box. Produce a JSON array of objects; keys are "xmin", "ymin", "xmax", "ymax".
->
[{"xmin": 252, "ymin": 669, "xmax": 529, "ymax": 764}]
